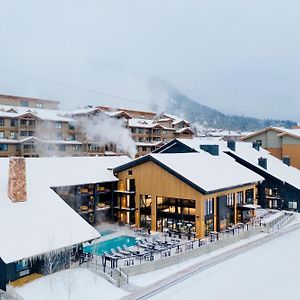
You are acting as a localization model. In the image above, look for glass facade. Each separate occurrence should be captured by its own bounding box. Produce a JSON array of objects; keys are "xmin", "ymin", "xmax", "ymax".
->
[{"xmin": 156, "ymin": 196, "xmax": 196, "ymax": 232}]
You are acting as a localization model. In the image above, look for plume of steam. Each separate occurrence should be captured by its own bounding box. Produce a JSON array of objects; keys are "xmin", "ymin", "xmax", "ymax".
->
[{"xmin": 80, "ymin": 113, "xmax": 137, "ymax": 158}]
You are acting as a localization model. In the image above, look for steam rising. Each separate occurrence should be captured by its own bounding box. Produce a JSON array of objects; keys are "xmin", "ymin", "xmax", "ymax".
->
[{"xmin": 80, "ymin": 113, "xmax": 137, "ymax": 158}]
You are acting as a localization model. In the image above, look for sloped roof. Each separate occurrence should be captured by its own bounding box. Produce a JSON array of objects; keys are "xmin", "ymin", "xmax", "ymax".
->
[
  {"xmin": 0, "ymin": 155, "xmax": 131, "ymax": 263},
  {"xmin": 173, "ymin": 138, "xmax": 300, "ymax": 191},
  {"xmin": 277, "ymin": 129, "xmax": 300, "ymax": 139},
  {"xmin": 240, "ymin": 126, "xmax": 285, "ymax": 140},
  {"xmin": 114, "ymin": 152, "xmax": 263, "ymax": 194}
]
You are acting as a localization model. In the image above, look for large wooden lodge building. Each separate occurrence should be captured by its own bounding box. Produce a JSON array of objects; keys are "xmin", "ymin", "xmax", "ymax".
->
[{"xmin": 114, "ymin": 153, "xmax": 263, "ymax": 238}]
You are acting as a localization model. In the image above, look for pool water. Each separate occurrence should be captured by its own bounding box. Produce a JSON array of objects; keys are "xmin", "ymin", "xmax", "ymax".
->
[
  {"xmin": 99, "ymin": 229, "xmax": 116, "ymax": 236},
  {"xmin": 84, "ymin": 235, "xmax": 137, "ymax": 256}
]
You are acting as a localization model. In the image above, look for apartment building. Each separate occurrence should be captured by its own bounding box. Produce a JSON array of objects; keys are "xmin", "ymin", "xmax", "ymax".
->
[
  {"xmin": 0, "ymin": 94, "xmax": 59, "ymax": 110},
  {"xmin": 241, "ymin": 126, "xmax": 300, "ymax": 169},
  {"xmin": 0, "ymin": 95, "xmax": 194, "ymax": 157},
  {"xmin": 99, "ymin": 106, "xmax": 194, "ymax": 156},
  {"xmin": 0, "ymin": 102, "xmax": 122, "ymax": 157}
]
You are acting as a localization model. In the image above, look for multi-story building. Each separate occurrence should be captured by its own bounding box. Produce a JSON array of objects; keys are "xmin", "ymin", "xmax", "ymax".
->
[
  {"xmin": 114, "ymin": 152, "xmax": 263, "ymax": 238},
  {"xmin": 241, "ymin": 126, "xmax": 300, "ymax": 170},
  {"xmin": 0, "ymin": 94, "xmax": 59, "ymax": 110},
  {"xmin": 0, "ymin": 100, "xmax": 120, "ymax": 157},
  {"xmin": 153, "ymin": 138, "xmax": 300, "ymax": 212},
  {"xmin": 0, "ymin": 95, "xmax": 194, "ymax": 157},
  {"xmin": 99, "ymin": 106, "xmax": 194, "ymax": 156}
]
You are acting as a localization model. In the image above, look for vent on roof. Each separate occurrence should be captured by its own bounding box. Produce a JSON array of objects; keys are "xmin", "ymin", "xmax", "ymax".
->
[
  {"xmin": 283, "ymin": 156, "xmax": 290, "ymax": 166},
  {"xmin": 258, "ymin": 157, "xmax": 267, "ymax": 170},
  {"xmin": 252, "ymin": 141, "xmax": 260, "ymax": 151},
  {"xmin": 200, "ymin": 144, "xmax": 219, "ymax": 156},
  {"xmin": 227, "ymin": 140, "xmax": 236, "ymax": 151},
  {"xmin": 8, "ymin": 157, "xmax": 27, "ymax": 202}
]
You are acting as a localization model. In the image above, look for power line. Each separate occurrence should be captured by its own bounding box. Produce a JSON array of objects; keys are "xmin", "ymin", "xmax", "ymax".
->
[{"xmin": 0, "ymin": 68, "xmax": 150, "ymax": 106}]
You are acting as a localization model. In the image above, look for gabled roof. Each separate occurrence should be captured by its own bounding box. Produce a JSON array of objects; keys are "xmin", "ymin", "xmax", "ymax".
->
[
  {"xmin": 114, "ymin": 153, "xmax": 263, "ymax": 195},
  {"xmin": 277, "ymin": 129, "xmax": 300, "ymax": 139},
  {"xmin": 240, "ymin": 127, "xmax": 285, "ymax": 140},
  {"xmin": 0, "ymin": 156, "xmax": 131, "ymax": 263},
  {"xmin": 156, "ymin": 138, "xmax": 300, "ymax": 191},
  {"xmin": 104, "ymin": 110, "xmax": 133, "ymax": 119},
  {"xmin": 175, "ymin": 127, "xmax": 194, "ymax": 134}
]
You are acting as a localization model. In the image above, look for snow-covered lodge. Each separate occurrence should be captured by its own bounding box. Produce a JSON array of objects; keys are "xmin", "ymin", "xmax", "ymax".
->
[
  {"xmin": 114, "ymin": 152, "xmax": 263, "ymax": 238},
  {"xmin": 0, "ymin": 155, "xmax": 130, "ymax": 291},
  {"xmin": 153, "ymin": 138, "xmax": 300, "ymax": 212}
]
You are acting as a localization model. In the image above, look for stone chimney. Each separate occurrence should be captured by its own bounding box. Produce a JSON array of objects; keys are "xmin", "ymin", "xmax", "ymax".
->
[{"xmin": 8, "ymin": 157, "xmax": 27, "ymax": 202}]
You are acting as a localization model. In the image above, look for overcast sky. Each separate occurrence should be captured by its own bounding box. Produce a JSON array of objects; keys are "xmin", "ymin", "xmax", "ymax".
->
[{"xmin": 0, "ymin": 0, "xmax": 300, "ymax": 121}]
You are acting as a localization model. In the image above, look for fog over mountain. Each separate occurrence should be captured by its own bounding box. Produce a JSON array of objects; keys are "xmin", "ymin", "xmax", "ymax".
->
[{"xmin": 0, "ymin": 0, "xmax": 300, "ymax": 121}]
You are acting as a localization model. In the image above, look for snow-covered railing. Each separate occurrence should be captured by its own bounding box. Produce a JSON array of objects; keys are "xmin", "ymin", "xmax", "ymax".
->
[{"xmin": 260, "ymin": 210, "xmax": 294, "ymax": 233}]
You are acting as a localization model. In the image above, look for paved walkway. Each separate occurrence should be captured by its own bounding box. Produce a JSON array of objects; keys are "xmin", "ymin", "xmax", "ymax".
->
[{"xmin": 121, "ymin": 221, "xmax": 300, "ymax": 300}]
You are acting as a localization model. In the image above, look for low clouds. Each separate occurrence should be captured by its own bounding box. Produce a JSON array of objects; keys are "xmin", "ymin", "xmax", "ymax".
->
[{"xmin": 0, "ymin": 0, "xmax": 299, "ymax": 121}]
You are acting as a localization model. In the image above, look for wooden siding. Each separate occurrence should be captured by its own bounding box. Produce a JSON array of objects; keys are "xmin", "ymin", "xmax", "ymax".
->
[{"xmin": 116, "ymin": 160, "xmax": 257, "ymax": 238}]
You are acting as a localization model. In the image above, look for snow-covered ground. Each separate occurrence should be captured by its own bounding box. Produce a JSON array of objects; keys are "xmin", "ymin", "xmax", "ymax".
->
[
  {"xmin": 130, "ymin": 233, "xmax": 266, "ymax": 287},
  {"xmin": 14, "ymin": 268, "xmax": 128, "ymax": 300},
  {"xmin": 149, "ymin": 226, "xmax": 300, "ymax": 300}
]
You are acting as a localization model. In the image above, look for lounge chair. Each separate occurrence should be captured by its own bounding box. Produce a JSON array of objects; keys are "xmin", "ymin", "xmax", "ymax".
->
[
  {"xmin": 123, "ymin": 245, "xmax": 140, "ymax": 255},
  {"xmin": 110, "ymin": 248, "xmax": 125, "ymax": 258},
  {"xmin": 117, "ymin": 246, "xmax": 131, "ymax": 256}
]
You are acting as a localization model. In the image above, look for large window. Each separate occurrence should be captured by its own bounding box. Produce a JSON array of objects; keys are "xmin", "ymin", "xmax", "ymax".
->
[
  {"xmin": 237, "ymin": 191, "xmax": 243, "ymax": 204},
  {"xmin": 156, "ymin": 197, "xmax": 196, "ymax": 232},
  {"xmin": 20, "ymin": 100, "xmax": 29, "ymax": 107},
  {"xmin": 0, "ymin": 118, "xmax": 4, "ymax": 126},
  {"xmin": 10, "ymin": 119, "xmax": 17, "ymax": 127},
  {"xmin": 140, "ymin": 195, "xmax": 152, "ymax": 228},
  {"xmin": 205, "ymin": 198, "xmax": 213, "ymax": 215},
  {"xmin": 0, "ymin": 131, "xmax": 4, "ymax": 139},
  {"xmin": 55, "ymin": 122, "xmax": 62, "ymax": 129},
  {"xmin": 0, "ymin": 144, "xmax": 8, "ymax": 151},
  {"xmin": 226, "ymin": 193, "xmax": 234, "ymax": 207},
  {"xmin": 16, "ymin": 259, "xmax": 32, "ymax": 272}
]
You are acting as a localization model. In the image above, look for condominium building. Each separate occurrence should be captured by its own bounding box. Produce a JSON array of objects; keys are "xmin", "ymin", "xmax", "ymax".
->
[
  {"xmin": 99, "ymin": 106, "xmax": 194, "ymax": 157},
  {"xmin": 0, "ymin": 94, "xmax": 59, "ymax": 110},
  {"xmin": 241, "ymin": 126, "xmax": 300, "ymax": 170},
  {"xmin": 0, "ymin": 95, "xmax": 194, "ymax": 157}
]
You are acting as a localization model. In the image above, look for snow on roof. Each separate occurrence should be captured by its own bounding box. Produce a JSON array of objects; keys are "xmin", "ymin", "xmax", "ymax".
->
[
  {"xmin": 128, "ymin": 118, "xmax": 156, "ymax": 128},
  {"xmin": 241, "ymin": 126, "xmax": 285, "ymax": 140},
  {"xmin": 146, "ymin": 153, "xmax": 263, "ymax": 193},
  {"xmin": 136, "ymin": 142, "xmax": 163, "ymax": 147},
  {"xmin": 176, "ymin": 138, "xmax": 300, "ymax": 190},
  {"xmin": 65, "ymin": 107, "xmax": 99, "ymax": 114},
  {"xmin": 157, "ymin": 118, "xmax": 172, "ymax": 122},
  {"xmin": 0, "ymin": 138, "xmax": 19, "ymax": 144},
  {"xmin": 0, "ymin": 105, "xmax": 74, "ymax": 122},
  {"xmin": 175, "ymin": 127, "xmax": 193, "ymax": 134},
  {"xmin": 37, "ymin": 156, "xmax": 131, "ymax": 187},
  {"xmin": 277, "ymin": 128, "xmax": 300, "ymax": 139},
  {"xmin": 0, "ymin": 156, "xmax": 131, "ymax": 263}
]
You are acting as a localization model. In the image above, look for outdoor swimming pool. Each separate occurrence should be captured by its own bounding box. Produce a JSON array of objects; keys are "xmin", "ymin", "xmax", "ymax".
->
[{"xmin": 84, "ymin": 235, "xmax": 137, "ymax": 256}]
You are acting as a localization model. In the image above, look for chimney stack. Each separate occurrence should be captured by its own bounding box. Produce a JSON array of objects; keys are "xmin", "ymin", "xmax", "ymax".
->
[
  {"xmin": 227, "ymin": 140, "xmax": 236, "ymax": 151},
  {"xmin": 252, "ymin": 141, "xmax": 260, "ymax": 151},
  {"xmin": 8, "ymin": 157, "xmax": 27, "ymax": 203},
  {"xmin": 283, "ymin": 156, "xmax": 291, "ymax": 166},
  {"xmin": 258, "ymin": 157, "xmax": 267, "ymax": 170}
]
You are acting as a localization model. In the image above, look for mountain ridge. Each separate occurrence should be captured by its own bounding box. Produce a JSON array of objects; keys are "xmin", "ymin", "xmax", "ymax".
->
[{"xmin": 147, "ymin": 78, "xmax": 296, "ymax": 131}]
